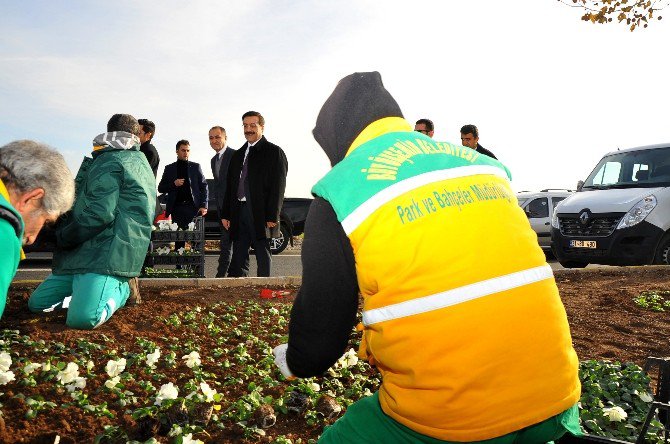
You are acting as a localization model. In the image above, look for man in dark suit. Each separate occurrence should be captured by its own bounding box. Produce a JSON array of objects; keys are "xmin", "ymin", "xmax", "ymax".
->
[
  {"xmin": 209, "ymin": 126, "xmax": 235, "ymax": 278},
  {"xmin": 222, "ymin": 111, "xmax": 288, "ymax": 277},
  {"xmin": 460, "ymin": 124, "xmax": 498, "ymax": 160},
  {"xmin": 138, "ymin": 119, "xmax": 160, "ymax": 177},
  {"xmin": 158, "ymin": 140, "xmax": 208, "ymax": 250}
]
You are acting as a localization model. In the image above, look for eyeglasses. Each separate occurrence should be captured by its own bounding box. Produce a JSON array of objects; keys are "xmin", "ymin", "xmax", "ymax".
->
[{"xmin": 243, "ymin": 123, "xmax": 259, "ymax": 129}]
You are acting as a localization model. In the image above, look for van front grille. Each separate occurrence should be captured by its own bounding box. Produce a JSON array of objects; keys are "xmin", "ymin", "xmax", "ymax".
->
[{"xmin": 559, "ymin": 214, "xmax": 623, "ymax": 237}]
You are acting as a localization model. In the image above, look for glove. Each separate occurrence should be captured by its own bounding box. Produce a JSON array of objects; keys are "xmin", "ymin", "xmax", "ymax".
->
[{"xmin": 272, "ymin": 343, "xmax": 296, "ymax": 380}]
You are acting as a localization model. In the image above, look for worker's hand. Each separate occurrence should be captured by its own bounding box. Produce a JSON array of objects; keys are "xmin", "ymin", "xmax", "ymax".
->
[
  {"xmin": 266, "ymin": 221, "xmax": 277, "ymax": 228},
  {"xmin": 174, "ymin": 178, "xmax": 185, "ymax": 187},
  {"xmin": 199, "ymin": 207, "xmax": 207, "ymax": 216},
  {"xmin": 272, "ymin": 343, "xmax": 295, "ymax": 380},
  {"xmin": 222, "ymin": 219, "xmax": 230, "ymax": 230}
]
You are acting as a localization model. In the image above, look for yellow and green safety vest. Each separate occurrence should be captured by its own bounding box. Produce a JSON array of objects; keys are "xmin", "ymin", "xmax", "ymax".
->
[{"xmin": 312, "ymin": 118, "xmax": 580, "ymax": 441}]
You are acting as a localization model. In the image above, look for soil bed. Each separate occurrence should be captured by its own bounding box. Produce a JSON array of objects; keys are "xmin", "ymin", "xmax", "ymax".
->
[{"xmin": 1, "ymin": 267, "xmax": 669, "ymax": 443}]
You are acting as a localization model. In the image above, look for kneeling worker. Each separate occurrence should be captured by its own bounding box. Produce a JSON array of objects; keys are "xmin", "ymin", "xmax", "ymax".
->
[{"xmin": 273, "ymin": 72, "xmax": 581, "ymax": 443}]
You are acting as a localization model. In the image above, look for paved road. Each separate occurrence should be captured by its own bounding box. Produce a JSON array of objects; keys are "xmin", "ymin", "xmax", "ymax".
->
[
  {"xmin": 16, "ymin": 250, "xmax": 613, "ymax": 283},
  {"xmin": 15, "ymin": 251, "xmax": 303, "ymax": 282}
]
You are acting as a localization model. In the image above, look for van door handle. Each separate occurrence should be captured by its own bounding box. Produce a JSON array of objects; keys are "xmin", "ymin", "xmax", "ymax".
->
[{"xmin": 545, "ymin": 222, "xmax": 550, "ymax": 225}]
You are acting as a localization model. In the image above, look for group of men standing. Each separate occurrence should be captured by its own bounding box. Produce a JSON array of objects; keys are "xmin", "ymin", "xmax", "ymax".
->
[
  {"xmin": 1, "ymin": 110, "xmax": 287, "ymax": 330},
  {"xmin": 159, "ymin": 111, "xmax": 288, "ymax": 278},
  {"xmin": 414, "ymin": 118, "xmax": 498, "ymax": 160}
]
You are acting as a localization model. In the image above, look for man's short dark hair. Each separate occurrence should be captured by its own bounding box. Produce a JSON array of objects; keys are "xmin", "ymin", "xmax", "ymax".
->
[
  {"xmin": 107, "ymin": 114, "xmax": 140, "ymax": 136},
  {"xmin": 415, "ymin": 118, "xmax": 434, "ymax": 132},
  {"xmin": 242, "ymin": 111, "xmax": 265, "ymax": 126},
  {"xmin": 176, "ymin": 139, "xmax": 190, "ymax": 150},
  {"xmin": 138, "ymin": 119, "xmax": 156, "ymax": 140},
  {"xmin": 460, "ymin": 124, "xmax": 479, "ymax": 138},
  {"xmin": 210, "ymin": 126, "xmax": 226, "ymax": 135}
]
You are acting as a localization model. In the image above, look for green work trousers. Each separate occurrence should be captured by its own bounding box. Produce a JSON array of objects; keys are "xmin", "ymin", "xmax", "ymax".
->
[
  {"xmin": 319, "ymin": 392, "xmax": 582, "ymax": 444},
  {"xmin": 28, "ymin": 273, "xmax": 130, "ymax": 330}
]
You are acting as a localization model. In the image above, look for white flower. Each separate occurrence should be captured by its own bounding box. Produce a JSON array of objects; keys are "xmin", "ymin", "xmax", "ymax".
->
[
  {"xmin": 23, "ymin": 362, "xmax": 41, "ymax": 375},
  {"xmin": 0, "ymin": 370, "xmax": 15, "ymax": 385},
  {"xmin": 603, "ymin": 406, "xmax": 628, "ymax": 422},
  {"xmin": 170, "ymin": 222, "xmax": 179, "ymax": 231},
  {"xmin": 187, "ymin": 221, "xmax": 196, "ymax": 231},
  {"xmin": 155, "ymin": 382, "xmax": 179, "ymax": 406},
  {"xmin": 57, "ymin": 362, "xmax": 80, "ymax": 384},
  {"xmin": 336, "ymin": 349, "xmax": 359, "ymax": 368},
  {"xmin": 104, "ymin": 376, "xmax": 120, "ymax": 389},
  {"xmin": 0, "ymin": 352, "xmax": 11, "ymax": 372},
  {"xmin": 105, "ymin": 358, "xmax": 126, "ymax": 378},
  {"xmin": 146, "ymin": 348, "xmax": 160, "ymax": 368},
  {"xmin": 66, "ymin": 376, "xmax": 86, "ymax": 392},
  {"xmin": 86, "ymin": 360, "xmax": 95, "ymax": 371},
  {"xmin": 638, "ymin": 392, "xmax": 654, "ymax": 403},
  {"xmin": 156, "ymin": 246, "xmax": 171, "ymax": 255},
  {"xmin": 41, "ymin": 362, "xmax": 51, "ymax": 372},
  {"xmin": 151, "ymin": 225, "xmax": 157, "ymax": 231},
  {"xmin": 200, "ymin": 382, "xmax": 217, "ymax": 402},
  {"xmin": 182, "ymin": 433, "xmax": 204, "ymax": 444},
  {"xmin": 182, "ymin": 351, "xmax": 201, "ymax": 368},
  {"xmin": 168, "ymin": 425, "xmax": 183, "ymax": 437},
  {"xmin": 158, "ymin": 220, "xmax": 171, "ymax": 231},
  {"xmin": 177, "ymin": 247, "xmax": 185, "ymax": 255},
  {"xmin": 307, "ymin": 382, "xmax": 320, "ymax": 392}
]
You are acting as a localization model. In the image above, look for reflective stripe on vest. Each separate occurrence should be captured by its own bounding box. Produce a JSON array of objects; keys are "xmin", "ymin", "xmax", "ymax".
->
[
  {"xmin": 341, "ymin": 164, "xmax": 508, "ymax": 235},
  {"xmin": 362, "ymin": 264, "xmax": 554, "ymax": 326}
]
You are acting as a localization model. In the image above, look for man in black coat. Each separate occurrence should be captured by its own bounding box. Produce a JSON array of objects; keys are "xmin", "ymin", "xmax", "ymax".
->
[
  {"xmin": 158, "ymin": 140, "xmax": 208, "ymax": 250},
  {"xmin": 222, "ymin": 111, "xmax": 288, "ymax": 277},
  {"xmin": 460, "ymin": 124, "xmax": 498, "ymax": 160},
  {"xmin": 209, "ymin": 126, "xmax": 235, "ymax": 278},
  {"xmin": 138, "ymin": 119, "xmax": 160, "ymax": 177}
]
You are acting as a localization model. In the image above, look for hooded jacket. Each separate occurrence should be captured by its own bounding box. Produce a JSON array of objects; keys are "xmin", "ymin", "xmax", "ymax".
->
[
  {"xmin": 287, "ymin": 72, "xmax": 579, "ymax": 441},
  {"xmin": 53, "ymin": 132, "xmax": 156, "ymax": 277}
]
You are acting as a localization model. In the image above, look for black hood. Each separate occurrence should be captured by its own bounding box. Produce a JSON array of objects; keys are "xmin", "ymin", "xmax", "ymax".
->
[{"xmin": 313, "ymin": 71, "xmax": 403, "ymax": 167}]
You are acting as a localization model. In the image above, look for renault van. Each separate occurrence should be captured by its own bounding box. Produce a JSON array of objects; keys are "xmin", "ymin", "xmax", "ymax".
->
[{"xmin": 551, "ymin": 143, "xmax": 670, "ymax": 268}]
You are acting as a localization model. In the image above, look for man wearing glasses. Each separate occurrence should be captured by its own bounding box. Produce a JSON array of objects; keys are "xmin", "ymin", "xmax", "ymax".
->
[{"xmin": 414, "ymin": 118, "xmax": 434, "ymax": 138}]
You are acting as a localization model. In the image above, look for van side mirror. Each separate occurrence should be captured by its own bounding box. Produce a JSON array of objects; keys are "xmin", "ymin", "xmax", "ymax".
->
[{"xmin": 576, "ymin": 180, "xmax": 584, "ymax": 192}]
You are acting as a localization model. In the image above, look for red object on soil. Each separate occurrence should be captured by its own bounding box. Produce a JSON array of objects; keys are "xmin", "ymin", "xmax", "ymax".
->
[{"xmin": 260, "ymin": 289, "xmax": 290, "ymax": 299}]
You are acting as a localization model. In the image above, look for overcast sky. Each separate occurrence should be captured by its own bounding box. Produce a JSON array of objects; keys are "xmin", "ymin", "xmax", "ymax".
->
[{"xmin": 1, "ymin": 0, "xmax": 669, "ymax": 197}]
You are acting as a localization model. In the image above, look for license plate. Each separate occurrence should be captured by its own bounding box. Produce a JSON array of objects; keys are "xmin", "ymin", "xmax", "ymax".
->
[{"xmin": 570, "ymin": 240, "xmax": 597, "ymax": 249}]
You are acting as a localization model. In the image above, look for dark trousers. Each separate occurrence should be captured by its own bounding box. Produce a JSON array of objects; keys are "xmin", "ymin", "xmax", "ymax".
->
[
  {"xmin": 216, "ymin": 210, "xmax": 232, "ymax": 278},
  {"xmin": 228, "ymin": 201, "xmax": 271, "ymax": 277},
  {"xmin": 171, "ymin": 202, "xmax": 198, "ymax": 250}
]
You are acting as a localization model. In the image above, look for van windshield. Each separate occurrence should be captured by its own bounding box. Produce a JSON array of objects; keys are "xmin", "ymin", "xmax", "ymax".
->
[{"xmin": 582, "ymin": 146, "xmax": 670, "ymax": 190}]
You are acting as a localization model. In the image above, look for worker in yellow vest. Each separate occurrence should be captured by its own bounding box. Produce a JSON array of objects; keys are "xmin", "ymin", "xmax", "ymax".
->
[{"xmin": 273, "ymin": 72, "xmax": 581, "ymax": 443}]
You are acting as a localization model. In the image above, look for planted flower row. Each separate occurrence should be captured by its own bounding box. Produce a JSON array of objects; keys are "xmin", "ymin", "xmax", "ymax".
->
[{"xmin": 0, "ymin": 297, "xmax": 665, "ymax": 443}]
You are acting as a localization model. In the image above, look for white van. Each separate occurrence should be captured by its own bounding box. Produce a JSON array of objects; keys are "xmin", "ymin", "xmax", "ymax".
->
[{"xmin": 551, "ymin": 143, "xmax": 670, "ymax": 268}]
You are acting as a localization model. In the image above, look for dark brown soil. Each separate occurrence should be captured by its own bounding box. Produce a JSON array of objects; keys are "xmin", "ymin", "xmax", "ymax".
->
[{"xmin": 1, "ymin": 267, "xmax": 669, "ymax": 443}]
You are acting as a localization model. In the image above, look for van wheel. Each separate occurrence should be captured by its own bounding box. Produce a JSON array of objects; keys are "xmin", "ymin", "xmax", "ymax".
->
[
  {"xmin": 558, "ymin": 261, "xmax": 588, "ymax": 269},
  {"xmin": 653, "ymin": 234, "xmax": 670, "ymax": 265}
]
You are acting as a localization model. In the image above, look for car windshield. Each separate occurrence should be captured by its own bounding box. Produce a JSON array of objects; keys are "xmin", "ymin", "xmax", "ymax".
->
[{"xmin": 582, "ymin": 146, "xmax": 670, "ymax": 190}]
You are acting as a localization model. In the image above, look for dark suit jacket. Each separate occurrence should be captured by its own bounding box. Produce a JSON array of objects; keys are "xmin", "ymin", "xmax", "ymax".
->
[
  {"xmin": 210, "ymin": 147, "xmax": 235, "ymax": 214},
  {"xmin": 140, "ymin": 141, "xmax": 160, "ymax": 177},
  {"xmin": 158, "ymin": 161, "xmax": 208, "ymax": 216},
  {"xmin": 222, "ymin": 136, "xmax": 288, "ymax": 240}
]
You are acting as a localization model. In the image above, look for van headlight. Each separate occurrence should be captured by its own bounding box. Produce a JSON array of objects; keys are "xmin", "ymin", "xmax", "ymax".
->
[
  {"xmin": 551, "ymin": 210, "xmax": 560, "ymax": 229},
  {"xmin": 616, "ymin": 195, "xmax": 657, "ymax": 229}
]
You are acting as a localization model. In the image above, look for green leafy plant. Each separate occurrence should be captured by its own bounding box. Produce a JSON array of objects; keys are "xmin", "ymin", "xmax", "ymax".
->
[
  {"xmin": 579, "ymin": 360, "xmax": 664, "ymax": 442},
  {"xmin": 633, "ymin": 290, "xmax": 670, "ymax": 312}
]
